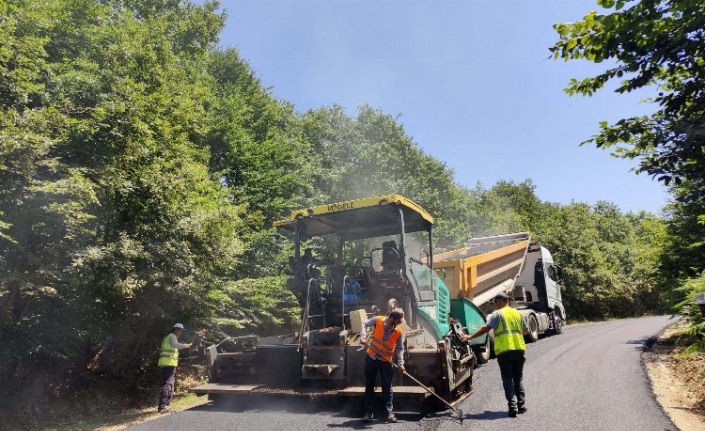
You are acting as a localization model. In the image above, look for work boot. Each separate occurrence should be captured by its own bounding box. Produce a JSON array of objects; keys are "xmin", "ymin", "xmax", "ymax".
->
[
  {"xmin": 386, "ymin": 414, "xmax": 397, "ymax": 423},
  {"xmin": 362, "ymin": 412, "xmax": 372, "ymax": 422},
  {"xmin": 508, "ymin": 409, "xmax": 518, "ymax": 418},
  {"xmin": 518, "ymin": 406, "xmax": 527, "ymax": 414}
]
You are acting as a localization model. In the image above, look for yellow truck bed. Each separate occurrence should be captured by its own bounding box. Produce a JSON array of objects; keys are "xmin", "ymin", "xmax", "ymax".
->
[{"xmin": 435, "ymin": 232, "xmax": 530, "ymax": 304}]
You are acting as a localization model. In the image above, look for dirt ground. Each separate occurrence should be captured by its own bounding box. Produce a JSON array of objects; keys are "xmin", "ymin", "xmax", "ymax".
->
[{"xmin": 644, "ymin": 318, "xmax": 705, "ymax": 431}]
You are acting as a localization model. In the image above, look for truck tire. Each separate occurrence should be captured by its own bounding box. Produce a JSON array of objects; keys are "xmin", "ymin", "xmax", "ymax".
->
[
  {"xmin": 525, "ymin": 314, "xmax": 539, "ymax": 343},
  {"xmin": 489, "ymin": 331, "xmax": 496, "ymax": 359},
  {"xmin": 474, "ymin": 335, "xmax": 491, "ymax": 364},
  {"xmin": 553, "ymin": 312, "xmax": 564, "ymax": 335}
]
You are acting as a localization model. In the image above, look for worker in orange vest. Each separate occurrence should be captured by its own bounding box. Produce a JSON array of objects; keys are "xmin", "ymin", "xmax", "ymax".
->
[{"xmin": 360, "ymin": 308, "xmax": 406, "ymax": 423}]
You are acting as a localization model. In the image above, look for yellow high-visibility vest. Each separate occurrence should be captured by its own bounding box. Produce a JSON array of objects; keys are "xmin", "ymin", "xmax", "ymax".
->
[
  {"xmin": 158, "ymin": 334, "xmax": 179, "ymax": 367},
  {"xmin": 493, "ymin": 307, "xmax": 526, "ymax": 356}
]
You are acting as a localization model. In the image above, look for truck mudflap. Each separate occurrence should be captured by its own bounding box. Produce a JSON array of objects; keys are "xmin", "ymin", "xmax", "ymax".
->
[{"xmin": 190, "ymin": 383, "xmax": 431, "ymax": 398}]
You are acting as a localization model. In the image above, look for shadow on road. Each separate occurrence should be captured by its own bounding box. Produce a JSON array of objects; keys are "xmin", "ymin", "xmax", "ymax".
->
[
  {"xmin": 625, "ymin": 336, "xmax": 658, "ymax": 351},
  {"xmin": 188, "ymin": 394, "xmax": 435, "ymax": 424},
  {"xmin": 326, "ymin": 419, "xmax": 373, "ymax": 429},
  {"xmin": 462, "ymin": 410, "xmax": 510, "ymax": 420},
  {"xmin": 325, "ymin": 413, "xmax": 420, "ymax": 429},
  {"xmin": 191, "ymin": 395, "xmax": 415, "ymax": 414},
  {"xmin": 189, "ymin": 395, "xmax": 356, "ymax": 414}
]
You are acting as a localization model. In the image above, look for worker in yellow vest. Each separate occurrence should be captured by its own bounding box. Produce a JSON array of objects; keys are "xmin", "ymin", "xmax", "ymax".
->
[
  {"xmin": 462, "ymin": 292, "xmax": 528, "ymax": 418},
  {"xmin": 360, "ymin": 308, "xmax": 406, "ymax": 423},
  {"xmin": 157, "ymin": 323, "xmax": 193, "ymax": 413}
]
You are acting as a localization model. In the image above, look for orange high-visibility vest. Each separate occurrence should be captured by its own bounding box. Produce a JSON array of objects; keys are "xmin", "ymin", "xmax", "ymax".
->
[{"xmin": 367, "ymin": 316, "xmax": 402, "ymax": 362}]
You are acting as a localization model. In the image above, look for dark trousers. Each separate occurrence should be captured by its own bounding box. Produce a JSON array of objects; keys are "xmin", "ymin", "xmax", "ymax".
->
[
  {"xmin": 158, "ymin": 366, "xmax": 176, "ymax": 410},
  {"xmin": 496, "ymin": 350, "xmax": 526, "ymax": 411},
  {"xmin": 364, "ymin": 355, "xmax": 394, "ymax": 415}
]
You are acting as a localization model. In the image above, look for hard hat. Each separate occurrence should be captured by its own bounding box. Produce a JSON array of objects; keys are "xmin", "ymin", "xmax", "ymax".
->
[
  {"xmin": 173, "ymin": 323, "xmax": 185, "ymax": 330},
  {"xmin": 696, "ymin": 292, "xmax": 705, "ymax": 306},
  {"xmin": 494, "ymin": 292, "xmax": 511, "ymax": 301}
]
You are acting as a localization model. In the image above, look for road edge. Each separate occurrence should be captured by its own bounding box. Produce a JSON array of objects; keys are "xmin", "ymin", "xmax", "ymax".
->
[{"xmin": 641, "ymin": 315, "xmax": 702, "ymax": 431}]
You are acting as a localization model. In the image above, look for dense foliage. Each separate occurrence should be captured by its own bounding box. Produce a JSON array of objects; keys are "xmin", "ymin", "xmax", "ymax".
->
[
  {"xmin": 551, "ymin": 0, "xmax": 705, "ymax": 348},
  {"xmin": 550, "ymin": 0, "xmax": 705, "ymax": 203},
  {"xmin": 0, "ymin": 0, "xmax": 695, "ymax": 424}
]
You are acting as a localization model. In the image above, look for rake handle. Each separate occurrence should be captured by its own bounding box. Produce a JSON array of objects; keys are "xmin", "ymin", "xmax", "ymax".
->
[{"xmin": 363, "ymin": 342, "xmax": 464, "ymax": 422}]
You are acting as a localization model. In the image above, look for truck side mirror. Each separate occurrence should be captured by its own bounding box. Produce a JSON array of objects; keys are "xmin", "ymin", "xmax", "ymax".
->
[{"xmin": 555, "ymin": 266, "xmax": 565, "ymax": 283}]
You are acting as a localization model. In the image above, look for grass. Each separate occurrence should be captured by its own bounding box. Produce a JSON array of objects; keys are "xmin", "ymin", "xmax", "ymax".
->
[
  {"xmin": 34, "ymin": 393, "xmax": 210, "ymax": 431},
  {"xmin": 1, "ymin": 364, "xmax": 211, "ymax": 431}
]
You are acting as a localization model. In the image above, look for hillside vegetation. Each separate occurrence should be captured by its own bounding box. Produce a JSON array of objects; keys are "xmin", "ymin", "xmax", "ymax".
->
[{"xmin": 1, "ymin": 0, "xmax": 704, "ymax": 426}]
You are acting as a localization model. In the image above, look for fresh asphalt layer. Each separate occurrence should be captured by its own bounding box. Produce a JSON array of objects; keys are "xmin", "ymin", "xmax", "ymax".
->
[{"xmin": 127, "ymin": 316, "xmax": 678, "ymax": 431}]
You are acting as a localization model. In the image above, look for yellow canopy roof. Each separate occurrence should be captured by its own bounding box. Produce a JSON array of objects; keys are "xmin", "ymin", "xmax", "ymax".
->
[{"xmin": 274, "ymin": 194, "xmax": 434, "ymax": 240}]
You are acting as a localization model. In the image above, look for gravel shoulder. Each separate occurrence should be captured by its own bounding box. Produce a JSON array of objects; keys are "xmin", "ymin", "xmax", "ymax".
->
[{"xmin": 643, "ymin": 318, "xmax": 705, "ymax": 431}]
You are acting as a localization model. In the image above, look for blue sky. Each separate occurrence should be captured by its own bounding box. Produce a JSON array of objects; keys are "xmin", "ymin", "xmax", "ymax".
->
[{"xmin": 215, "ymin": 0, "xmax": 668, "ymax": 214}]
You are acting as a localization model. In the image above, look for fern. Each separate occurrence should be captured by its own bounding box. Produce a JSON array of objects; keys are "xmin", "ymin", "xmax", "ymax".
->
[{"xmin": 678, "ymin": 322, "xmax": 705, "ymax": 357}]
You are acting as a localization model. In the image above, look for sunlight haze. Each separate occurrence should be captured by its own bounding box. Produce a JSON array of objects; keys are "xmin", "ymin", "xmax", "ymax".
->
[{"xmin": 216, "ymin": 0, "xmax": 669, "ymax": 213}]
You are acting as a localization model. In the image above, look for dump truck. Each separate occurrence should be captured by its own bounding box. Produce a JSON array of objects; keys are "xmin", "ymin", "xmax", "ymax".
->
[
  {"xmin": 435, "ymin": 232, "xmax": 567, "ymax": 363},
  {"xmin": 191, "ymin": 194, "xmax": 483, "ymax": 407}
]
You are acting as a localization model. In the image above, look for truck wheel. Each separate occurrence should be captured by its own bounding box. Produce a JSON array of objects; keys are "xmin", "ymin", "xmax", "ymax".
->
[
  {"xmin": 474, "ymin": 336, "xmax": 491, "ymax": 364},
  {"xmin": 525, "ymin": 314, "xmax": 539, "ymax": 343},
  {"xmin": 553, "ymin": 312, "xmax": 564, "ymax": 335},
  {"xmin": 489, "ymin": 332, "xmax": 496, "ymax": 359}
]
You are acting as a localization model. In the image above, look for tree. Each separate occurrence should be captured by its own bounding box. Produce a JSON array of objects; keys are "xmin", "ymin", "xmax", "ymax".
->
[
  {"xmin": 300, "ymin": 104, "xmax": 477, "ymax": 250},
  {"xmin": 658, "ymin": 184, "xmax": 705, "ymax": 287},
  {"xmin": 528, "ymin": 200, "xmax": 666, "ymax": 319},
  {"xmin": 203, "ymin": 48, "xmax": 316, "ymax": 278},
  {"xmin": 468, "ymin": 180, "xmax": 545, "ymax": 237},
  {"xmin": 0, "ymin": 0, "xmax": 243, "ymax": 405},
  {"xmin": 550, "ymin": 0, "xmax": 705, "ymax": 203}
]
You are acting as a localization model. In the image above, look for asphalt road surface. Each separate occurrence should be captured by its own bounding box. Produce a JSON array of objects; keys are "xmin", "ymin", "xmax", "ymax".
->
[{"xmin": 128, "ymin": 316, "xmax": 678, "ymax": 431}]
